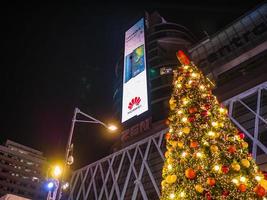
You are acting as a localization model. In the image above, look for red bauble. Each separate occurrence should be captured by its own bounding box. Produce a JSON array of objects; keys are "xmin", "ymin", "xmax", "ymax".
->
[
  {"xmin": 188, "ymin": 116, "xmax": 196, "ymax": 122},
  {"xmin": 165, "ymin": 133, "xmax": 171, "ymax": 140},
  {"xmin": 201, "ymin": 111, "xmax": 208, "ymax": 117},
  {"xmin": 205, "ymin": 191, "xmax": 212, "ymax": 200},
  {"xmin": 189, "ymin": 107, "xmax": 198, "ymax": 114},
  {"xmin": 238, "ymin": 184, "xmax": 247, "ymax": 192},
  {"xmin": 185, "ymin": 168, "xmax": 196, "ymax": 179},
  {"xmin": 222, "ymin": 190, "xmax": 229, "ymax": 197},
  {"xmin": 221, "ymin": 165, "xmax": 229, "ymax": 174},
  {"xmin": 255, "ymin": 185, "xmax": 266, "ymax": 197},
  {"xmin": 228, "ymin": 145, "xmax": 236, "ymax": 154},
  {"xmin": 207, "ymin": 178, "xmax": 216, "ymax": 186},
  {"xmin": 239, "ymin": 132, "xmax": 245, "ymax": 139},
  {"xmin": 204, "ymin": 104, "xmax": 211, "ymax": 110}
]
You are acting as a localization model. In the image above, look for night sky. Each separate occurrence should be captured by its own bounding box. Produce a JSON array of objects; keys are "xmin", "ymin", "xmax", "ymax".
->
[{"xmin": 1, "ymin": 1, "xmax": 264, "ymax": 169}]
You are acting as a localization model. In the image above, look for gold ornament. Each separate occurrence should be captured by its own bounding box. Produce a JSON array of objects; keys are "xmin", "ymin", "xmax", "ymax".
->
[
  {"xmin": 182, "ymin": 127, "xmax": 190, "ymax": 134},
  {"xmin": 166, "ymin": 175, "xmax": 177, "ymax": 184},
  {"xmin": 169, "ymin": 97, "xmax": 176, "ymax": 110},
  {"xmin": 195, "ymin": 184, "xmax": 204, "ymax": 193},
  {"xmin": 242, "ymin": 141, "xmax": 248, "ymax": 148},
  {"xmin": 231, "ymin": 162, "xmax": 241, "ymax": 171},
  {"xmin": 210, "ymin": 145, "xmax": 219, "ymax": 153},
  {"xmin": 241, "ymin": 159, "xmax": 250, "ymax": 168},
  {"xmin": 260, "ymin": 179, "xmax": 267, "ymax": 190},
  {"xmin": 177, "ymin": 141, "xmax": 184, "ymax": 148}
]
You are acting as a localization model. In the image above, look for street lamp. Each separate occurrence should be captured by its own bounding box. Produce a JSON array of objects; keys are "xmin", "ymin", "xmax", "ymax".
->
[{"xmin": 58, "ymin": 107, "xmax": 118, "ymax": 199}]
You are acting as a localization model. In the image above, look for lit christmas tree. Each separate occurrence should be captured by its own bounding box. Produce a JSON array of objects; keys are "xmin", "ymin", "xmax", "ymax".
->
[{"xmin": 161, "ymin": 50, "xmax": 267, "ymax": 199}]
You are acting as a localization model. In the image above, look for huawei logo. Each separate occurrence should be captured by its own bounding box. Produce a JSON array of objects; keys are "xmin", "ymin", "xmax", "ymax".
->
[{"xmin": 128, "ymin": 97, "xmax": 141, "ymax": 110}]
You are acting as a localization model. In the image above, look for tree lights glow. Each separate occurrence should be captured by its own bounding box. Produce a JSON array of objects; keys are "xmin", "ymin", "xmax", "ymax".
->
[{"xmin": 161, "ymin": 52, "xmax": 266, "ymax": 199}]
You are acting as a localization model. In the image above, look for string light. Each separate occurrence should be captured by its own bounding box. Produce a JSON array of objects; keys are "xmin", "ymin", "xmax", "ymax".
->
[
  {"xmin": 181, "ymin": 152, "xmax": 187, "ymax": 158},
  {"xmin": 240, "ymin": 176, "xmax": 246, "ymax": 183},
  {"xmin": 183, "ymin": 65, "xmax": 189, "ymax": 69},
  {"xmin": 213, "ymin": 165, "xmax": 220, "ymax": 172},
  {"xmin": 180, "ymin": 191, "xmax": 185, "ymax": 198},
  {"xmin": 232, "ymin": 178, "xmax": 239, "ymax": 185},
  {"xmin": 176, "ymin": 83, "xmax": 182, "ymax": 88},
  {"xmin": 211, "ymin": 122, "xmax": 218, "ymax": 127},
  {"xmin": 199, "ymin": 85, "xmax": 205, "ymax": 90},
  {"xmin": 208, "ymin": 131, "xmax": 215, "ymax": 137},
  {"xmin": 255, "ymin": 175, "xmax": 262, "ymax": 181},
  {"xmin": 178, "ymin": 110, "xmax": 183, "ymax": 114},
  {"xmin": 170, "ymin": 193, "xmax": 175, "ymax": 199},
  {"xmin": 196, "ymin": 152, "xmax": 203, "ymax": 158},
  {"xmin": 168, "ymin": 164, "xmax": 172, "ymax": 171},
  {"xmin": 191, "ymin": 72, "xmax": 197, "ymax": 77},
  {"xmin": 182, "ymin": 98, "xmax": 189, "ymax": 105},
  {"xmin": 182, "ymin": 117, "xmax": 188, "ymax": 123}
]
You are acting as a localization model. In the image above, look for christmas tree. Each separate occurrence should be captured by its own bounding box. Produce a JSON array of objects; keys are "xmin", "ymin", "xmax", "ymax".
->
[{"xmin": 161, "ymin": 50, "xmax": 267, "ymax": 199}]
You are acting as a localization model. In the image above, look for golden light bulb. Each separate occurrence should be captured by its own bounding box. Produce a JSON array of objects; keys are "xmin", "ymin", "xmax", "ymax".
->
[
  {"xmin": 182, "ymin": 117, "xmax": 187, "ymax": 123},
  {"xmin": 219, "ymin": 107, "xmax": 225, "ymax": 113},
  {"xmin": 169, "ymin": 128, "xmax": 173, "ymax": 133},
  {"xmin": 170, "ymin": 193, "xmax": 175, "ymax": 199},
  {"xmin": 180, "ymin": 191, "xmax": 185, "ymax": 198},
  {"xmin": 183, "ymin": 65, "xmax": 189, "ymax": 69},
  {"xmin": 178, "ymin": 131, "xmax": 183, "ymax": 136},
  {"xmin": 208, "ymin": 131, "xmax": 215, "ymax": 137},
  {"xmin": 188, "ymin": 80, "xmax": 193, "ymax": 84},
  {"xmin": 200, "ymin": 85, "xmax": 205, "ymax": 90},
  {"xmin": 177, "ymin": 83, "xmax": 182, "ymax": 88},
  {"xmin": 255, "ymin": 176, "xmax": 262, "ymax": 181},
  {"xmin": 240, "ymin": 176, "xmax": 246, "ymax": 183},
  {"xmin": 211, "ymin": 122, "xmax": 218, "ymax": 127},
  {"xmin": 214, "ymin": 165, "xmax": 220, "ymax": 171},
  {"xmin": 178, "ymin": 110, "xmax": 183, "ymax": 114},
  {"xmin": 182, "ymin": 98, "xmax": 188, "ymax": 105},
  {"xmin": 232, "ymin": 178, "xmax": 239, "ymax": 185},
  {"xmin": 181, "ymin": 152, "xmax": 187, "ymax": 157},
  {"xmin": 191, "ymin": 73, "xmax": 197, "ymax": 77},
  {"xmin": 196, "ymin": 152, "xmax": 203, "ymax": 158},
  {"xmin": 167, "ymin": 164, "xmax": 172, "ymax": 170}
]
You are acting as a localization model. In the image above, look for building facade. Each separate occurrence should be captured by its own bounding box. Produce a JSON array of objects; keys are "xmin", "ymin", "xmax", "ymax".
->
[
  {"xmin": 69, "ymin": 3, "xmax": 267, "ymax": 200},
  {"xmin": 0, "ymin": 140, "xmax": 47, "ymax": 199}
]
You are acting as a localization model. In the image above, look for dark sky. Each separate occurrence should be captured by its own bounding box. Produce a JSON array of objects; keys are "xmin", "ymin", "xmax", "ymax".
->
[{"xmin": 1, "ymin": 1, "xmax": 264, "ymax": 169}]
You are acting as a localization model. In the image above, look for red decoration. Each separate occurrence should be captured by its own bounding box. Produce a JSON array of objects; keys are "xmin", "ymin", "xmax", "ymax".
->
[
  {"xmin": 205, "ymin": 191, "xmax": 212, "ymax": 200},
  {"xmin": 254, "ymin": 185, "xmax": 266, "ymax": 197},
  {"xmin": 185, "ymin": 168, "xmax": 196, "ymax": 179},
  {"xmin": 207, "ymin": 178, "xmax": 216, "ymax": 186},
  {"xmin": 201, "ymin": 111, "xmax": 208, "ymax": 117},
  {"xmin": 239, "ymin": 132, "xmax": 245, "ymax": 139},
  {"xmin": 238, "ymin": 184, "xmax": 247, "ymax": 192},
  {"xmin": 228, "ymin": 145, "xmax": 236, "ymax": 154},
  {"xmin": 189, "ymin": 107, "xmax": 198, "ymax": 114},
  {"xmin": 222, "ymin": 190, "xmax": 229, "ymax": 197},
  {"xmin": 222, "ymin": 165, "xmax": 229, "ymax": 174},
  {"xmin": 188, "ymin": 116, "xmax": 196, "ymax": 122},
  {"xmin": 165, "ymin": 133, "xmax": 171, "ymax": 140},
  {"xmin": 190, "ymin": 141, "xmax": 199, "ymax": 148},
  {"xmin": 204, "ymin": 104, "xmax": 211, "ymax": 110},
  {"xmin": 176, "ymin": 50, "xmax": 190, "ymax": 65}
]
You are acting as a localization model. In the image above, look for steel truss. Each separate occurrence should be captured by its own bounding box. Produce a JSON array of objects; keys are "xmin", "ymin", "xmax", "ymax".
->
[{"xmin": 69, "ymin": 82, "xmax": 267, "ymax": 200}]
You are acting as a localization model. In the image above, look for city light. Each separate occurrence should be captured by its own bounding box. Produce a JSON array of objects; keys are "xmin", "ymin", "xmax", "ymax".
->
[
  {"xmin": 47, "ymin": 181, "xmax": 54, "ymax": 189},
  {"xmin": 108, "ymin": 124, "xmax": 118, "ymax": 131},
  {"xmin": 52, "ymin": 165, "xmax": 62, "ymax": 178}
]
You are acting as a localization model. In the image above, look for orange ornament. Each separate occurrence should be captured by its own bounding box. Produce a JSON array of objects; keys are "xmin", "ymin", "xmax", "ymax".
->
[
  {"xmin": 185, "ymin": 168, "xmax": 196, "ymax": 179},
  {"xmin": 207, "ymin": 177, "xmax": 216, "ymax": 186},
  {"xmin": 255, "ymin": 185, "xmax": 266, "ymax": 197},
  {"xmin": 165, "ymin": 133, "xmax": 171, "ymax": 140},
  {"xmin": 238, "ymin": 184, "xmax": 247, "ymax": 192},
  {"xmin": 190, "ymin": 141, "xmax": 199, "ymax": 148},
  {"xmin": 228, "ymin": 145, "xmax": 236, "ymax": 153},
  {"xmin": 189, "ymin": 107, "xmax": 197, "ymax": 114}
]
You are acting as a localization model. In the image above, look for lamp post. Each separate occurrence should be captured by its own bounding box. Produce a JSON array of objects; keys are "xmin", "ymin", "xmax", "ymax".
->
[{"xmin": 57, "ymin": 107, "xmax": 118, "ymax": 199}]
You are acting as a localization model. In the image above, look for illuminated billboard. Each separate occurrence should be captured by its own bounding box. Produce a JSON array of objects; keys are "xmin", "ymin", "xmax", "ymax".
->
[{"xmin": 122, "ymin": 18, "xmax": 148, "ymax": 123}]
